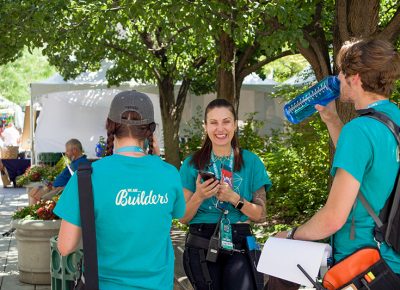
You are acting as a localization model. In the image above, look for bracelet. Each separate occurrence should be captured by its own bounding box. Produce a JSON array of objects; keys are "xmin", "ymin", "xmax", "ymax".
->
[{"xmin": 286, "ymin": 226, "xmax": 298, "ymax": 240}]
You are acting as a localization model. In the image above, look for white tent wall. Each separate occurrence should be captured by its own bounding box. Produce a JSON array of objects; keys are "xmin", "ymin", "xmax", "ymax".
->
[{"xmin": 34, "ymin": 89, "xmax": 162, "ymax": 160}]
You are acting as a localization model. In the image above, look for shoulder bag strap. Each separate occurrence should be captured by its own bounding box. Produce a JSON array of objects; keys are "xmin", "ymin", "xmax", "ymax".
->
[
  {"xmin": 77, "ymin": 163, "xmax": 99, "ymax": 290},
  {"xmin": 355, "ymin": 108, "xmax": 400, "ymax": 239}
]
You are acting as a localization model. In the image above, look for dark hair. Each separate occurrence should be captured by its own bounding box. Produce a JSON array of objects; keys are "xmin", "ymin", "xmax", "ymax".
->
[
  {"xmin": 105, "ymin": 111, "xmax": 156, "ymax": 156},
  {"xmin": 337, "ymin": 38, "xmax": 400, "ymax": 97},
  {"xmin": 190, "ymin": 99, "xmax": 243, "ymax": 171}
]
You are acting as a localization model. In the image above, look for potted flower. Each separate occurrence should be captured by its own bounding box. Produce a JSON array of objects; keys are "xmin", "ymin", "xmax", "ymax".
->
[
  {"xmin": 16, "ymin": 164, "xmax": 58, "ymax": 187},
  {"xmin": 11, "ymin": 196, "xmax": 61, "ymax": 285},
  {"xmin": 16, "ymin": 161, "xmax": 65, "ymax": 205}
]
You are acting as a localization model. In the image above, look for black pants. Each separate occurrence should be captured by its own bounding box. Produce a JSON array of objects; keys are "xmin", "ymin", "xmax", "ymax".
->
[{"xmin": 183, "ymin": 223, "xmax": 258, "ymax": 290}]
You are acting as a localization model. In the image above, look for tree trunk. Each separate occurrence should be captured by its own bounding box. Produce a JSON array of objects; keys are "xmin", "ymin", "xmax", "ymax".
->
[
  {"xmin": 216, "ymin": 31, "xmax": 236, "ymax": 106},
  {"xmin": 333, "ymin": 0, "xmax": 380, "ymax": 124},
  {"xmin": 158, "ymin": 77, "xmax": 183, "ymax": 169}
]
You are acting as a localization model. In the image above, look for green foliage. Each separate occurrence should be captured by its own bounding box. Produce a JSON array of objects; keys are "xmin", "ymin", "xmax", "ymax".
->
[
  {"xmin": 262, "ymin": 54, "xmax": 308, "ymax": 82},
  {"xmin": 0, "ymin": 48, "xmax": 55, "ymax": 105},
  {"xmin": 264, "ymin": 118, "xmax": 330, "ymax": 225},
  {"xmin": 16, "ymin": 161, "xmax": 65, "ymax": 187},
  {"xmin": 239, "ymin": 113, "xmax": 267, "ymax": 156}
]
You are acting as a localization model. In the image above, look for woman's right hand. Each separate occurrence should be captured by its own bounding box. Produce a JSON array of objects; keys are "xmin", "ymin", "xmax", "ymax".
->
[{"xmin": 194, "ymin": 174, "xmax": 219, "ymax": 201}]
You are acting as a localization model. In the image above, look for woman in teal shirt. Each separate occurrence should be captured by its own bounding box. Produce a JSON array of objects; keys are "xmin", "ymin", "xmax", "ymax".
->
[
  {"xmin": 180, "ymin": 99, "xmax": 272, "ymax": 290},
  {"xmin": 55, "ymin": 91, "xmax": 186, "ymax": 290}
]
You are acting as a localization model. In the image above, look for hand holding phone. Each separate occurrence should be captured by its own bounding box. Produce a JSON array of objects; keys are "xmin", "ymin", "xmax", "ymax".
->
[{"xmin": 199, "ymin": 170, "xmax": 217, "ymax": 182}]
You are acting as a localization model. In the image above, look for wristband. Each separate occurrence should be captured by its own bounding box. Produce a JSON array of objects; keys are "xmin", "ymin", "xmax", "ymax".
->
[{"xmin": 286, "ymin": 226, "xmax": 298, "ymax": 239}]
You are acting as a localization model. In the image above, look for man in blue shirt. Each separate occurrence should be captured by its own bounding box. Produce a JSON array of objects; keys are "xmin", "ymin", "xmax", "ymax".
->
[{"xmin": 30, "ymin": 139, "xmax": 89, "ymax": 202}]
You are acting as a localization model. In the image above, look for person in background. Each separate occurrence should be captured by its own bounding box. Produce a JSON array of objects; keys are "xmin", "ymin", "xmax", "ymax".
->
[
  {"xmin": 29, "ymin": 138, "xmax": 89, "ymax": 202},
  {"xmin": 1, "ymin": 122, "xmax": 20, "ymax": 146},
  {"xmin": 55, "ymin": 90, "xmax": 186, "ymax": 290},
  {"xmin": 267, "ymin": 38, "xmax": 400, "ymax": 289},
  {"xmin": 180, "ymin": 98, "xmax": 272, "ymax": 290}
]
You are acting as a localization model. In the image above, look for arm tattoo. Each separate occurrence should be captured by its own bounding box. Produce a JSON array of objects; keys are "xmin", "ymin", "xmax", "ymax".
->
[{"xmin": 252, "ymin": 186, "xmax": 266, "ymax": 223}]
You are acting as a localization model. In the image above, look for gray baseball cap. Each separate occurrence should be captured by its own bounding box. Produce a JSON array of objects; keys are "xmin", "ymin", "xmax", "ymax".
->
[{"xmin": 108, "ymin": 90, "xmax": 154, "ymax": 125}]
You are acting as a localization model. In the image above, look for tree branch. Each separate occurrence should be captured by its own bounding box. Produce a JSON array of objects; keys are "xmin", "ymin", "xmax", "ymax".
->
[
  {"xmin": 176, "ymin": 77, "xmax": 191, "ymax": 119},
  {"xmin": 102, "ymin": 41, "xmax": 138, "ymax": 59},
  {"xmin": 239, "ymin": 50, "xmax": 294, "ymax": 80},
  {"xmin": 236, "ymin": 43, "xmax": 260, "ymax": 74},
  {"xmin": 378, "ymin": 7, "xmax": 400, "ymax": 42}
]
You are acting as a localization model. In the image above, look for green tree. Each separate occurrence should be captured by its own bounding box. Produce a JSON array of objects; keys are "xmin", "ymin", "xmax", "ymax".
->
[
  {"xmin": 0, "ymin": 0, "xmax": 216, "ymax": 168},
  {"xmin": 0, "ymin": 49, "xmax": 55, "ymax": 105},
  {"xmin": 190, "ymin": 1, "xmax": 316, "ymax": 111},
  {"xmin": 297, "ymin": 0, "xmax": 400, "ymax": 123}
]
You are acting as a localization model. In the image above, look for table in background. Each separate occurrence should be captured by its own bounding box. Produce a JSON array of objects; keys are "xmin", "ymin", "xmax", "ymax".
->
[{"xmin": 1, "ymin": 159, "xmax": 31, "ymax": 187}]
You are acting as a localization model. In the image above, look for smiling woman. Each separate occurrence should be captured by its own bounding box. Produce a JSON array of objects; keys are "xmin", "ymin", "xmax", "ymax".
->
[{"xmin": 179, "ymin": 98, "xmax": 272, "ymax": 290}]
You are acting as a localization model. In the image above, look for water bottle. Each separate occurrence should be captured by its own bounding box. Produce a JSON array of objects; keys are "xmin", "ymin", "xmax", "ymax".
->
[{"xmin": 284, "ymin": 75, "xmax": 340, "ymax": 124}]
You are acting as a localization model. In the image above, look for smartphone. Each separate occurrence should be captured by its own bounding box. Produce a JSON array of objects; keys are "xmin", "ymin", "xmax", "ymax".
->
[{"xmin": 199, "ymin": 170, "xmax": 217, "ymax": 182}]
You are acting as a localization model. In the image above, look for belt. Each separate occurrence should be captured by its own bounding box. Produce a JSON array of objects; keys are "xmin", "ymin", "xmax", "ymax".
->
[
  {"xmin": 186, "ymin": 233, "xmax": 210, "ymax": 250},
  {"xmin": 186, "ymin": 233, "xmax": 248, "ymax": 252}
]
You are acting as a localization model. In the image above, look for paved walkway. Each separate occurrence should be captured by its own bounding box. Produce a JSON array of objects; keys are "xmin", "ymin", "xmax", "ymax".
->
[{"xmin": 0, "ymin": 186, "xmax": 52, "ymax": 290}]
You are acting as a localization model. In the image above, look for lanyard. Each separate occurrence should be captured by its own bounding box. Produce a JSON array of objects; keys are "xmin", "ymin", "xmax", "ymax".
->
[
  {"xmin": 210, "ymin": 150, "xmax": 234, "ymax": 179},
  {"xmin": 114, "ymin": 146, "xmax": 144, "ymax": 154},
  {"xmin": 367, "ymin": 99, "xmax": 390, "ymax": 109},
  {"xmin": 210, "ymin": 149, "xmax": 234, "ymax": 212}
]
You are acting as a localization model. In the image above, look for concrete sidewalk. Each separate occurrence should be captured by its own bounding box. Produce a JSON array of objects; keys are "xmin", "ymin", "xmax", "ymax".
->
[{"xmin": 0, "ymin": 186, "xmax": 51, "ymax": 290}]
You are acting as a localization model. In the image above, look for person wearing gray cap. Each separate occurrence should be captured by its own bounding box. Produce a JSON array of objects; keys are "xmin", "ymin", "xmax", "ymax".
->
[{"xmin": 54, "ymin": 90, "xmax": 186, "ymax": 290}]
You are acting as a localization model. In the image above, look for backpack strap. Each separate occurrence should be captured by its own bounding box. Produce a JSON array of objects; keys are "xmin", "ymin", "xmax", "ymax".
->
[
  {"xmin": 77, "ymin": 163, "xmax": 99, "ymax": 290},
  {"xmin": 354, "ymin": 108, "xmax": 400, "ymax": 244}
]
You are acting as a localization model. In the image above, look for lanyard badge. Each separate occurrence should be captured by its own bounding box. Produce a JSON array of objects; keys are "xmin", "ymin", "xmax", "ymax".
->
[{"xmin": 220, "ymin": 217, "xmax": 234, "ymax": 250}]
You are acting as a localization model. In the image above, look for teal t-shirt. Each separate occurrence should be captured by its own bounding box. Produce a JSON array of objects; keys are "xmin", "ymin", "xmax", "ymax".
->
[
  {"xmin": 331, "ymin": 100, "xmax": 400, "ymax": 273},
  {"xmin": 179, "ymin": 149, "xmax": 272, "ymax": 224},
  {"xmin": 54, "ymin": 154, "xmax": 186, "ymax": 290}
]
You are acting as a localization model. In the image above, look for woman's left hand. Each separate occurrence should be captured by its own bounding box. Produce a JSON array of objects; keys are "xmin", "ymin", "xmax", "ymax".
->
[{"xmin": 217, "ymin": 181, "xmax": 239, "ymax": 205}]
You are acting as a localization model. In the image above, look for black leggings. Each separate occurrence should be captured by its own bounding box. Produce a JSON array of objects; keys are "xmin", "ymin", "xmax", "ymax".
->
[{"xmin": 183, "ymin": 223, "xmax": 257, "ymax": 290}]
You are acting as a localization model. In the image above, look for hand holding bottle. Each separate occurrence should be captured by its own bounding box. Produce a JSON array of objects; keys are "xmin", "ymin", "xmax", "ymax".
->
[
  {"xmin": 315, "ymin": 100, "xmax": 340, "ymax": 124},
  {"xmin": 284, "ymin": 76, "xmax": 340, "ymax": 124},
  {"xmin": 315, "ymin": 101, "xmax": 344, "ymax": 147}
]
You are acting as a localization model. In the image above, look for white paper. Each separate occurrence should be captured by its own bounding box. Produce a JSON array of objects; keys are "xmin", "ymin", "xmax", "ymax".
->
[{"xmin": 257, "ymin": 237, "xmax": 332, "ymax": 287}]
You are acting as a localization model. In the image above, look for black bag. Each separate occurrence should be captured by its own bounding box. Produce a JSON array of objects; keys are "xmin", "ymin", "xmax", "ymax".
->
[
  {"xmin": 245, "ymin": 236, "xmax": 264, "ymax": 290},
  {"xmin": 356, "ymin": 109, "xmax": 400, "ymax": 253},
  {"xmin": 73, "ymin": 163, "xmax": 99, "ymax": 290}
]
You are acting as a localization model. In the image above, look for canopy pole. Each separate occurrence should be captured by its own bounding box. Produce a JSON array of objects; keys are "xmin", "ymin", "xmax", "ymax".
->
[{"xmin": 29, "ymin": 84, "xmax": 35, "ymax": 165}]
